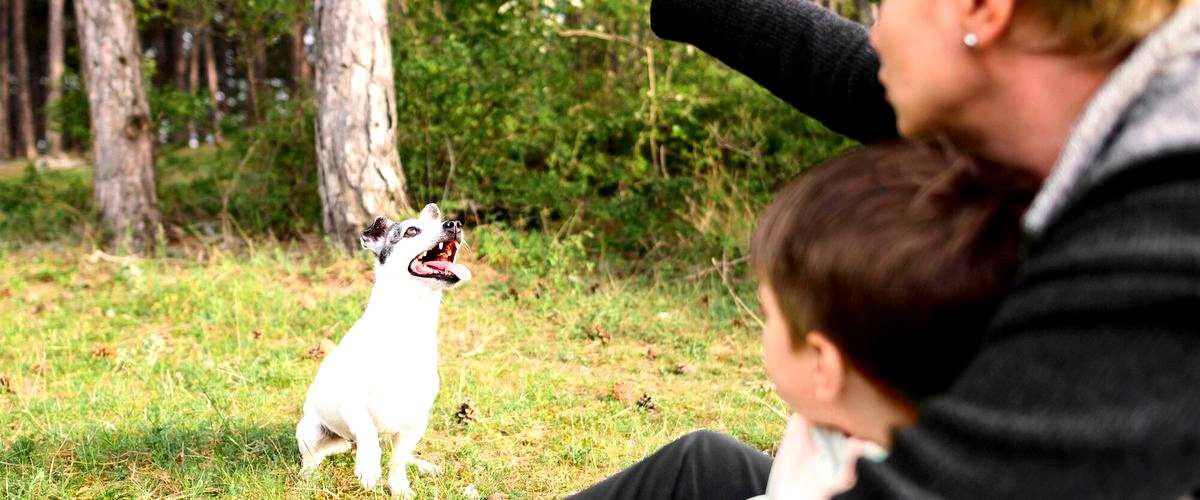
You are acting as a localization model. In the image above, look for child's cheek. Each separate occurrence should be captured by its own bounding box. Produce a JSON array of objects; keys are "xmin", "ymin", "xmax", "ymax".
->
[{"xmin": 762, "ymin": 321, "xmax": 802, "ymax": 412}]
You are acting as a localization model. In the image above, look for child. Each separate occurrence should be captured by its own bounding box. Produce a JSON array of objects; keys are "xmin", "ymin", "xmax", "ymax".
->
[{"xmin": 749, "ymin": 142, "xmax": 1037, "ymax": 498}]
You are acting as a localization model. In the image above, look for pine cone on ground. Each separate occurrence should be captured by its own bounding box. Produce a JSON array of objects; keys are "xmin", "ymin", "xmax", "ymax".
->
[
  {"xmin": 456, "ymin": 401, "xmax": 477, "ymax": 425},
  {"xmin": 636, "ymin": 394, "xmax": 657, "ymax": 412}
]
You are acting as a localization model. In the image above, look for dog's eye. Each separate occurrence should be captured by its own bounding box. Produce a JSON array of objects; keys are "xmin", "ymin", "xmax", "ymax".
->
[{"xmin": 404, "ymin": 227, "xmax": 421, "ymax": 238}]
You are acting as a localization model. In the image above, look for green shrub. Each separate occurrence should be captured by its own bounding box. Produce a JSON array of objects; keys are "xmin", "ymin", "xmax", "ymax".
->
[
  {"xmin": 0, "ymin": 165, "xmax": 93, "ymax": 242},
  {"xmin": 390, "ymin": 0, "xmax": 853, "ymax": 258},
  {"xmin": 16, "ymin": 0, "xmax": 855, "ymax": 266},
  {"xmin": 45, "ymin": 69, "xmax": 92, "ymax": 150},
  {"xmin": 156, "ymin": 100, "xmax": 321, "ymax": 237}
]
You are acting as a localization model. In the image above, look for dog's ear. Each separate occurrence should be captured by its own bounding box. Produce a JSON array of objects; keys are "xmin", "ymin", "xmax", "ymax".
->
[
  {"xmin": 360, "ymin": 216, "xmax": 393, "ymax": 254},
  {"xmin": 419, "ymin": 203, "xmax": 441, "ymax": 221}
]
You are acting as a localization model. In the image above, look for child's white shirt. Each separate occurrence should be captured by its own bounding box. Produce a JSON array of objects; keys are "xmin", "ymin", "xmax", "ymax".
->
[{"xmin": 749, "ymin": 415, "xmax": 888, "ymax": 500}]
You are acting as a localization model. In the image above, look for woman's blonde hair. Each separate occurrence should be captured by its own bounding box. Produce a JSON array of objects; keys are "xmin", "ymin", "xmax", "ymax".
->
[{"xmin": 1023, "ymin": 0, "xmax": 1193, "ymax": 58}]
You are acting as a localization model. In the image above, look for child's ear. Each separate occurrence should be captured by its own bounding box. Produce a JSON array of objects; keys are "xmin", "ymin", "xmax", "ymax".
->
[{"xmin": 804, "ymin": 331, "xmax": 847, "ymax": 403}]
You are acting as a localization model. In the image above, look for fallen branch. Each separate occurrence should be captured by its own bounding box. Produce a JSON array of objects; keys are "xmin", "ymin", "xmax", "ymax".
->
[
  {"xmin": 714, "ymin": 257, "xmax": 764, "ymax": 330},
  {"xmin": 685, "ymin": 255, "xmax": 749, "ymax": 281},
  {"xmin": 85, "ymin": 250, "xmax": 141, "ymax": 265}
]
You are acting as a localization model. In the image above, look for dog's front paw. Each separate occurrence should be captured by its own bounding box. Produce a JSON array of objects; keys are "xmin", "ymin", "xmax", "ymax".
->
[
  {"xmin": 355, "ymin": 461, "xmax": 383, "ymax": 490},
  {"xmin": 388, "ymin": 471, "xmax": 414, "ymax": 498},
  {"xmin": 410, "ymin": 458, "xmax": 440, "ymax": 476}
]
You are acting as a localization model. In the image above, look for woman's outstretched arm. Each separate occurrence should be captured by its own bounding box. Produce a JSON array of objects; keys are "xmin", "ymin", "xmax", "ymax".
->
[{"xmin": 650, "ymin": 0, "xmax": 899, "ymax": 143}]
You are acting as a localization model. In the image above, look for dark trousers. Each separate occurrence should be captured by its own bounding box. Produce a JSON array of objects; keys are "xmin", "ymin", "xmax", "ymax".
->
[{"xmin": 569, "ymin": 430, "xmax": 774, "ymax": 500}]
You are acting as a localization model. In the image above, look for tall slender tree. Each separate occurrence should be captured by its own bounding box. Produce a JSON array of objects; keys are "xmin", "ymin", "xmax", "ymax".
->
[
  {"xmin": 12, "ymin": 0, "xmax": 36, "ymax": 158},
  {"xmin": 242, "ymin": 32, "xmax": 265, "ymax": 124},
  {"xmin": 290, "ymin": 19, "xmax": 312, "ymax": 91},
  {"xmin": 75, "ymin": 0, "xmax": 161, "ymax": 250},
  {"xmin": 172, "ymin": 28, "xmax": 190, "ymax": 143},
  {"xmin": 45, "ymin": 0, "xmax": 65, "ymax": 155},
  {"xmin": 313, "ymin": 0, "xmax": 411, "ymax": 250},
  {"xmin": 201, "ymin": 29, "xmax": 222, "ymax": 144},
  {"xmin": 0, "ymin": 0, "xmax": 11, "ymax": 160},
  {"xmin": 174, "ymin": 29, "xmax": 189, "ymax": 93},
  {"xmin": 187, "ymin": 27, "xmax": 200, "ymax": 146}
]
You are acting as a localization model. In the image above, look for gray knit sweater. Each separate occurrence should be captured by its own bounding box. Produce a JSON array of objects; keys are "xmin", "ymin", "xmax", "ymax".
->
[{"xmin": 652, "ymin": 1, "xmax": 1200, "ymax": 497}]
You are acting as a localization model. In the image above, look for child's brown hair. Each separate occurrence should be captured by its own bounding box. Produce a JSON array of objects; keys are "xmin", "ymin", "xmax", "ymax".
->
[{"xmin": 751, "ymin": 142, "xmax": 1038, "ymax": 401}]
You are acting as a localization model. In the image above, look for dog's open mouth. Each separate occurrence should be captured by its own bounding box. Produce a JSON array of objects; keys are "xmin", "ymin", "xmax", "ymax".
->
[{"xmin": 409, "ymin": 239, "xmax": 468, "ymax": 283}]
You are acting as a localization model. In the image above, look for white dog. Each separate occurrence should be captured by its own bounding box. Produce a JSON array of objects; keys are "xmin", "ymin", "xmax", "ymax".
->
[{"xmin": 296, "ymin": 203, "xmax": 470, "ymax": 496}]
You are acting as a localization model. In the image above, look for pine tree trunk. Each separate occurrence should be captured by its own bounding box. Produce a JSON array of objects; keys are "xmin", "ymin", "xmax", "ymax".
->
[
  {"xmin": 314, "ymin": 0, "xmax": 411, "ymax": 250},
  {"xmin": 12, "ymin": 0, "xmax": 36, "ymax": 158},
  {"xmin": 290, "ymin": 20, "xmax": 312, "ymax": 92},
  {"xmin": 0, "ymin": 0, "xmax": 11, "ymax": 160},
  {"xmin": 201, "ymin": 30, "xmax": 222, "ymax": 144},
  {"xmin": 187, "ymin": 28, "xmax": 200, "ymax": 146},
  {"xmin": 174, "ymin": 29, "xmax": 189, "ymax": 92},
  {"xmin": 243, "ymin": 32, "xmax": 263, "ymax": 124},
  {"xmin": 75, "ymin": 0, "xmax": 161, "ymax": 251},
  {"xmin": 45, "ymin": 0, "xmax": 65, "ymax": 155},
  {"xmin": 172, "ymin": 28, "xmax": 189, "ymax": 143}
]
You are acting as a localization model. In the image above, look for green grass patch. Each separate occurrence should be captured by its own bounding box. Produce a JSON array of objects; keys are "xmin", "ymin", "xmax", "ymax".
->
[{"xmin": 0, "ymin": 231, "xmax": 784, "ymax": 498}]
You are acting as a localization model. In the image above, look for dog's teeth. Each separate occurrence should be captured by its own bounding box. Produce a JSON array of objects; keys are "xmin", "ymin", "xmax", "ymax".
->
[{"xmin": 438, "ymin": 242, "xmax": 444, "ymax": 250}]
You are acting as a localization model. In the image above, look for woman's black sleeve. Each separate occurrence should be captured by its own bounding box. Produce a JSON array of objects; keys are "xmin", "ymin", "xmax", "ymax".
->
[{"xmin": 650, "ymin": 0, "xmax": 899, "ymax": 143}]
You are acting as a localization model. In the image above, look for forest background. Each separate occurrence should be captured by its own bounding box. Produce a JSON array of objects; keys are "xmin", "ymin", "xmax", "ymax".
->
[{"xmin": 0, "ymin": 0, "xmax": 871, "ymax": 497}]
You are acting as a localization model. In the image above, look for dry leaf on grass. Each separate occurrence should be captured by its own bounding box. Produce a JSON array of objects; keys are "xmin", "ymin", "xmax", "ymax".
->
[
  {"xmin": 305, "ymin": 339, "xmax": 337, "ymax": 361},
  {"xmin": 587, "ymin": 323, "xmax": 611, "ymax": 344},
  {"xmin": 154, "ymin": 332, "xmax": 175, "ymax": 347},
  {"xmin": 91, "ymin": 344, "xmax": 116, "ymax": 358},
  {"xmin": 611, "ymin": 381, "xmax": 635, "ymax": 404},
  {"xmin": 298, "ymin": 295, "xmax": 319, "ymax": 310},
  {"xmin": 0, "ymin": 374, "xmax": 38, "ymax": 396},
  {"xmin": 645, "ymin": 346, "xmax": 661, "ymax": 360},
  {"xmin": 671, "ymin": 363, "xmax": 698, "ymax": 375}
]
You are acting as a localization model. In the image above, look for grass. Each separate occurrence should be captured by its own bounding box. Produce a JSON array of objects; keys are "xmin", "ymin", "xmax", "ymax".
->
[
  {"xmin": 0, "ymin": 225, "xmax": 785, "ymax": 498},
  {"xmin": 0, "ymin": 160, "xmax": 28, "ymax": 180}
]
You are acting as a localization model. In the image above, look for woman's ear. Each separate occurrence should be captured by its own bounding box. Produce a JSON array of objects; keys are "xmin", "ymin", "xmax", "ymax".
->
[
  {"xmin": 805, "ymin": 331, "xmax": 848, "ymax": 403},
  {"xmin": 958, "ymin": 0, "xmax": 1016, "ymax": 49}
]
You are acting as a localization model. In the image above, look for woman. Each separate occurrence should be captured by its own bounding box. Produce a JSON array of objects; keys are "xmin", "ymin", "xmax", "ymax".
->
[{"xmin": 572, "ymin": 0, "xmax": 1200, "ymax": 497}]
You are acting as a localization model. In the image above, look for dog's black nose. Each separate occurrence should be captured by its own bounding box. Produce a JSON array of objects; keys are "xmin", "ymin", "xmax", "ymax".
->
[{"xmin": 443, "ymin": 220, "xmax": 462, "ymax": 232}]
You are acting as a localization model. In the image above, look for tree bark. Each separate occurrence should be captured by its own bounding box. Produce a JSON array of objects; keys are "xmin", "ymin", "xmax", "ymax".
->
[
  {"xmin": 0, "ymin": 0, "xmax": 11, "ymax": 160},
  {"xmin": 290, "ymin": 20, "xmax": 312, "ymax": 92},
  {"xmin": 314, "ymin": 0, "xmax": 411, "ymax": 250},
  {"xmin": 187, "ymin": 27, "xmax": 200, "ymax": 146},
  {"xmin": 12, "ymin": 0, "xmax": 36, "ymax": 158},
  {"xmin": 201, "ymin": 30, "xmax": 222, "ymax": 144},
  {"xmin": 75, "ymin": 0, "xmax": 161, "ymax": 251},
  {"xmin": 174, "ymin": 28, "xmax": 189, "ymax": 92},
  {"xmin": 172, "ymin": 28, "xmax": 189, "ymax": 143},
  {"xmin": 243, "ymin": 31, "xmax": 264, "ymax": 124},
  {"xmin": 45, "ymin": 0, "xmax": 65, "ymax": 155}
]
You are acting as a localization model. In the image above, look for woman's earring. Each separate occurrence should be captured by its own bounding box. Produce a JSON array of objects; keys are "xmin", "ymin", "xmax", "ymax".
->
[{"xmin": 963, "ymin": 32, "xmax": 979, "ymax": 48}]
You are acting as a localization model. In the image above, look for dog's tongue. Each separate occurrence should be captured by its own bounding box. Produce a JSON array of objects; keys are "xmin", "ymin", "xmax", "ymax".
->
[{"xmin": 425, "ymin": 260, "xmax": 472, "ymax": 281}]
